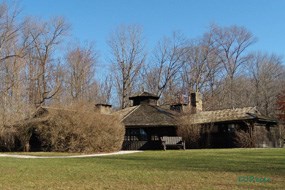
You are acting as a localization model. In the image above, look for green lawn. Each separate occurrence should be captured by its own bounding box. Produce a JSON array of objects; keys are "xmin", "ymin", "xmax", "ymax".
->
[{"xmin": 0, "ymin": 149, "xmax": 284, "ymax": 190}]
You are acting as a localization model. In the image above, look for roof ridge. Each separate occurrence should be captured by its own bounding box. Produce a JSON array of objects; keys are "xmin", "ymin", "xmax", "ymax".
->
[
  {"xmin": 199, "ymin": 106, "xmax": 256, "ymax": 114},
  {"xmin": 153, "ymin": 105, "xmax": 179, "ymax": 115},
  {"xmin": 121, "ymin": 105, "xmax": 141, "ymax": 122}
]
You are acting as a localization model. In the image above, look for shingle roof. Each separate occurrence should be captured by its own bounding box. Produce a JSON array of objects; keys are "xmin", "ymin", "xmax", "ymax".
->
[
  {"xmin": 116, "ymin": 104, "xmax": 178, "ymax": 127},
  {"xmin": 29, "ymin": 105, "xmax": 276, "ymax": 128},
  {"xmin": 114, "ymin": 106, "xmax": 140, "ymax": 121},
  {"xmin": 182, "ymin": 107, "xmax": 276, "ymax": 125}
]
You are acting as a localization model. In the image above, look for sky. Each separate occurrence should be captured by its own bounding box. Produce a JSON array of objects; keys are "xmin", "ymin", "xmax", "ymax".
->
[{"xmin": 16, "ymin": 0, "xmax": 285, "ymax": 70}]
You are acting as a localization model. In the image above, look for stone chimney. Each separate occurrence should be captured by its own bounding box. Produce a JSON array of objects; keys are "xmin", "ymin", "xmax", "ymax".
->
[
  {"xmin": 190, "ymin": 92, "xmax": 203, "ymax": 114},
  {"xmin": 95, "ymin": 104, "xmax": 112, "ymax": 114}
]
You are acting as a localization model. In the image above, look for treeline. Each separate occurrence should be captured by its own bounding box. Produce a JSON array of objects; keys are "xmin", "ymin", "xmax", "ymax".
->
[{"xmin": 0, "ymin": 2, "xmax": 284, "ymax": 126}]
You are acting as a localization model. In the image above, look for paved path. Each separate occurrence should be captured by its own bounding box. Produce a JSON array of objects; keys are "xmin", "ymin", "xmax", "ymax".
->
[{"xmin": 0, "ymin": 151, "xmax": 142, "ymax": 159}]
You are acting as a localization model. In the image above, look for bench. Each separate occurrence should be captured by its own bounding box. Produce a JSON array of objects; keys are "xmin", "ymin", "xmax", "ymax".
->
[{"xmin": 160, "ymin": 136, "xmax": 186, "ymax": 150}]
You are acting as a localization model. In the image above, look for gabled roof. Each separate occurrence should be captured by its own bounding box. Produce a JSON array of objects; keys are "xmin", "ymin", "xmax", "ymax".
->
[
  {"xmin": 115, "ymin": 104, "xmax": 178, "ymax": 127},
  {"xmin": 183, "ymin": 107, "xmax": 276, "ymax": 125}
]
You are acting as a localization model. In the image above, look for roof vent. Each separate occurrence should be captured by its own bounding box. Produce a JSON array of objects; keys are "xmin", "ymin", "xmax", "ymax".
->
[{"xmin": 129, "ymin": 92, "xmax": 159, "ymax": 106}]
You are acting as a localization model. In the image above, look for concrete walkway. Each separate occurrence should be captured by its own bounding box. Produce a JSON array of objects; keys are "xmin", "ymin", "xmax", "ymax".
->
[{"xmin": 0, "ymin": 151, "xmax": 142, "ymax": 159}]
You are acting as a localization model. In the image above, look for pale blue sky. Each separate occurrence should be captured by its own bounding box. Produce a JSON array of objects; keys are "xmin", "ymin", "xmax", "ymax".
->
[{"xmin": 19, "ymin": 0, "xmax": 285, "ymax": 68}]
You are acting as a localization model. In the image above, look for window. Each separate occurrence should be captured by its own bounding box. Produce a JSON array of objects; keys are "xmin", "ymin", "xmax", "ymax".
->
[
  {"xmin": 228, "ymin": 124, "xmax": 236, "ymax": 133},
  {"xmin": 125, "ymin": 128, "xmax": 148, "ymax": 141}
]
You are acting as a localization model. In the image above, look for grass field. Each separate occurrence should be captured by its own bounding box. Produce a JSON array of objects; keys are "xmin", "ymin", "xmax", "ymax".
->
[{"xmin": 0, "ymin": 148, "xmax": 284, "ymax": 190}]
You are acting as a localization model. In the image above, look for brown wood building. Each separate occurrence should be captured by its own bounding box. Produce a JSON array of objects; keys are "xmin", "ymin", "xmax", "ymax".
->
[
  {"xmin": 115, "ymin": 92, "xmax": 179, "ymax": 150},
  {"xmin": 116, "ymin": 92, "xmax": 278, "ymax": 150},
  {"xmin": 181, "ymin": 107, "xmax": 278, "ymax": 148}
]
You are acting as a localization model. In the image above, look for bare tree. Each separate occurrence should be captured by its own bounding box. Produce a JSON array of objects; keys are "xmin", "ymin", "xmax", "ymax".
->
[
  {"xmin": 144, "ymin": 32, "xmax": 188, "ymax": 103},
  {"xmin": 0, "ymin": 1, "xmax": 33, "ymax": 125},
  {"xmin": 210, "ymin": 24, "xmax": 256, "ymax": 108},
  {"xmin": 181, "ymin": 33, "xmax": 221, "ymax": 95},
  {"xmin": 248, "ymin": 52, "xmax": 285, "ymax": 116},
  {"xmin": 25, "ymin": 17, "xmax": 69, "ymax": 107},
  {"xmin": 0, "ymin": 1, "xmax": 23, "ymax": 62},
  {"xmin": 96, "ymin": 75, "xmax": 113, "ymax": 104},
  {"xmin": 65, "ymin": 42, "xmax": 98, "ymax": 103},
  {"xmin": 108, "ymin": 24, "xmax": 146, "ymax": 109}
]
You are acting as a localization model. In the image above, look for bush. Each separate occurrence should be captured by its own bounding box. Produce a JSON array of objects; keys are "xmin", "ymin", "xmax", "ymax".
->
[
  {"xmin": 0, "ymin": 107, "xmax": 125, "ymax": 153},
  {"xmin": 177, "ymin": 116, "xmax": 201, "ymax": 148},
  {"xmin": 0, "ymin": 126, "xmax": 20, "ymax": 151},
  {"xmin": 44, "ymin": 109, "xmax": 125, "ymax": 153},
  {"xmin": 234, "ymin": 125, "xmax": 276, "ymax": 148},
  {"xmin": 234, "ymin": 130, "xmax": 256, "ymax": 148}
]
